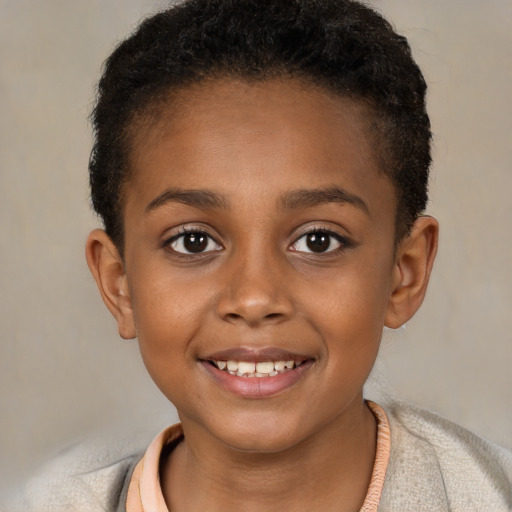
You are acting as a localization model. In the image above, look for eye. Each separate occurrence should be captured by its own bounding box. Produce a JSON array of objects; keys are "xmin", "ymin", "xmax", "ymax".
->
[
  {"xmin": 290, "ymin": 230, "xmax": 344, "ymax": 254},
  {"xmin": 168, "ymin": 230, "xmax": 222, "ymax": 254}
]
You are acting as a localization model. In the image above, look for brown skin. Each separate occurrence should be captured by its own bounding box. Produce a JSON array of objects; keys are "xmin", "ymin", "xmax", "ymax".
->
[{"xmin": 86, "ymin": 78, "xmax": 438, "ymax": 511}]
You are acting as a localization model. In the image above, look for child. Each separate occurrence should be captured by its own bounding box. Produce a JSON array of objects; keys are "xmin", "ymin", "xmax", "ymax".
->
[{"xmin": 13, "ymin": 0, "xmax": 512, "ymax": 511}]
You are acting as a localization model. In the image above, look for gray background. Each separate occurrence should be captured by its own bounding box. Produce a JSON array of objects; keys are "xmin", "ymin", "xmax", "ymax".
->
[{"xmin": 1, "ymin": 0, "xmax": 511, "ymax": 488}]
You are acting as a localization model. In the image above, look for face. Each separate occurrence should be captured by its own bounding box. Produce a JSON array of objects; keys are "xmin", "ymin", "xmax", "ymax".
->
[{"xmin": 119, "ymin": 78, "xmax": 399, "ymax": 452}]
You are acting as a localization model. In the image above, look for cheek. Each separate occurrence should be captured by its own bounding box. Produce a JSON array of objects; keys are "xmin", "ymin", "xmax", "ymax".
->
[
  {"xmin": 128, "ymin": 260, "xmax": 225, "ymax": 393},
  {"xmin": 127, "ymin": 270, "xmax": 198, "ymax": 369},
  {"xmin": 130, "ymin": 255, "xmax": 211, "ymax": 331},
  {"xmin": 132, "ymin": 286, "xmax": 203, "ymax": 406},
  {"xmin": 297, "ymin": 256, "xmax": 394, "ymax": 370},
  {"xmin": 300, "ymin": 263, "xmax": 393, "ymax": 330}
]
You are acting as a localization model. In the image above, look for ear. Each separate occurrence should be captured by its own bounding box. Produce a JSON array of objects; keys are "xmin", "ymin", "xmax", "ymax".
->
[
  {"xmin": 385, "ymin": 216, "xmax": 439, "ymax": 329},
  {"xmin": 85, "ymin": 229, "xmax": 136, "ymax": 339}
]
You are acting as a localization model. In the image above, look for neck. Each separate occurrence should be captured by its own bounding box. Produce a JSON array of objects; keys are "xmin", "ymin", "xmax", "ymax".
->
[{"xmin": 162, "ymin": 399, "xmax": 377, "ymax": 512}]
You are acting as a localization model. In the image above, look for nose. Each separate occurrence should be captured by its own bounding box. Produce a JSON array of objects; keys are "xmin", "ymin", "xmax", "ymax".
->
[{"xmin": 216, "ymin": 246, "xmax": 294, "ymax": 327}]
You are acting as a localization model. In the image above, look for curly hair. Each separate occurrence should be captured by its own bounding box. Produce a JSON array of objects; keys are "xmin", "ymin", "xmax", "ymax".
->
[{"xmin": 89, "ymin": 0, "xmax": 431, "ymax": 251}]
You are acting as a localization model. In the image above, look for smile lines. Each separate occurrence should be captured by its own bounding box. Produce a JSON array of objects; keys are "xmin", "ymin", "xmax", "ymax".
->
[{"xmin": 211, "ymin": 360, "xmax": 301, "ymax": 378}]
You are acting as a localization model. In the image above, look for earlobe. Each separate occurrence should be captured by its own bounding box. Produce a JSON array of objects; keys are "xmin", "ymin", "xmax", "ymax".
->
[
  {"xmin": 85, "ymin": 229, "xmax": 137, "ymax": 340},
  {"xmin": 385, "ymin": 216, "xmax": 439, "ymax": 329}
]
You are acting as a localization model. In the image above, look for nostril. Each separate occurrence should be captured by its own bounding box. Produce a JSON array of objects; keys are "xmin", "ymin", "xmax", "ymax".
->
[
  {"xmin": 216, "ymin": 285, "xmax": 294, "ymax": 325},
  {"xmin": 225, "ymin": 312, "xmax": 243, "ymax": 321},
  {"xmin": 264, "ymin": 313, "xmax": 283, "ymax": 320},
  {"xmin": 222, "ymin": 310, "xmax": 286, "ymax": 326}
]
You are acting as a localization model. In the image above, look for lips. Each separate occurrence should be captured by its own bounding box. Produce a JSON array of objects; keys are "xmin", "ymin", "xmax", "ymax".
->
[{"xmin": 200, "ymin": 347, "xmax": 314, "ymax": 398}]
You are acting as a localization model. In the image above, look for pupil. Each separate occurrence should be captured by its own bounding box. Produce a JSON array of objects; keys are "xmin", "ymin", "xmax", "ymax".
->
[
  {"xmin": 184, "ymin": 233, "xmax": 208, "ymax": 253},
  {"xmin": 306, "ymin": 233, "xmax": 330, "ymax": 252}
]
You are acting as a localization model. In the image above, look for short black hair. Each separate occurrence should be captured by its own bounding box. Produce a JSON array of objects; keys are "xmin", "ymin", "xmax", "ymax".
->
[{"xmin": 89, "ymin": 0, "xmax": 431, "ymax": 251}]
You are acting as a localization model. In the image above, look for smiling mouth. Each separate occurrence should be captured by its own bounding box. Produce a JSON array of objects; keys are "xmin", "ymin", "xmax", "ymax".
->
[
  {"xmin": 208, "ymin": 359, "xmax": 306, "ymax": 378},
  {"xmin": 201, "ymin": 350, "xmax": 314, "ymax": 397}
]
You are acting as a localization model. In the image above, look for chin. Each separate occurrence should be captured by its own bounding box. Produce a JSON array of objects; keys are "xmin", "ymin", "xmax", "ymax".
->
[
  {"xmin": 224, "ymin": 433, "xmax": 301, "ymax": 454},
  {"xmin": 211, "ymin": 413, "xmax": 308, "ymax": 454}
]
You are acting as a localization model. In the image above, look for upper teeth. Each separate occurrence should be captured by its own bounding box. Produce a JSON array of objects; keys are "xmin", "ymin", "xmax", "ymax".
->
[{"xmin": 214, "ymin": 360, "xmax": 297, "ymax": 377}]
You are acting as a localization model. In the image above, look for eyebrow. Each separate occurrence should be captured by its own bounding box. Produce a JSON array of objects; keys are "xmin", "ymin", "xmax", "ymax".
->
[
  {"xmin": 145, "ymin": 185, "xmax": 369, "ymax": 215},
  {"xmin": 146, "ymin": 188, "xmax": 230, "ymax": 213},
  {"xmin": 279, "ymin": 187, "xmax": 369, "ymax": 215}
]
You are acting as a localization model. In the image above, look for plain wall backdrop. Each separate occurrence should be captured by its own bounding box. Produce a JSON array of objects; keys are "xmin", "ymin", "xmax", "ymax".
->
[{"xmin": 1, "ymin": 0, "xmax": 511, "ymax": 489}]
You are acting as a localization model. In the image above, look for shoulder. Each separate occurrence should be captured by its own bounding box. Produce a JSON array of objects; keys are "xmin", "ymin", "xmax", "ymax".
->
[
  {"xmin": 4, "ymin": 430, "xmax": 152, "ymax": 512},
  {"xmin": 378, "ymin": 400, "xmax": 512, "ymax": 512}
]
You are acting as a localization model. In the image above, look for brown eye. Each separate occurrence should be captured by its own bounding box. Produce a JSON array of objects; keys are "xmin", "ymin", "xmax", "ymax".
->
[
  {"xmin": 184, "ymin": 233, "xmax": 207, "ymax": 252},
  {"xmin": 291, "ymin": 230, "xmax": 342, "ymax": 254},
  {"xmin": 170, "ymin": 231, "xmax": 222, "ymax": 254},
  {"xmin": 306, "ymin": 233, "xmax": 331, "ymax": 252}
]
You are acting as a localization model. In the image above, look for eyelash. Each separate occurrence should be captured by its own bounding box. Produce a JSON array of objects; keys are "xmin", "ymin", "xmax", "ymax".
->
[
  {"xmin": 163, "ymin": 226, "xmax": 352, "ymax": 257},
  {"xmin": 290, "ymin": 228, "xmax": 352, "ymax": 254},
  {"xmin": 164, "ymin": 227, "xmax": 222, "ymax": 256}
]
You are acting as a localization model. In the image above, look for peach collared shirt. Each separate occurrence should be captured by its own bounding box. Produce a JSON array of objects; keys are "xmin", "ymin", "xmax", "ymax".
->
[{"xmin": 126, "ymin": 401, "xmax": 391, "ymax": 512}]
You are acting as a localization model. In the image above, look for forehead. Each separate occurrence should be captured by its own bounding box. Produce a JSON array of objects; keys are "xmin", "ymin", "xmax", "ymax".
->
[{"xmin": 126, "ymin": 78, "xmax": 395, "ymax": 218}]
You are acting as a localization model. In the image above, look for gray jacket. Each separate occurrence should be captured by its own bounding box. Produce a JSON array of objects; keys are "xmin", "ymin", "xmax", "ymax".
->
[{"xmin": 5, "ymin": 401, "xmax": 512, "ymax": 511}]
